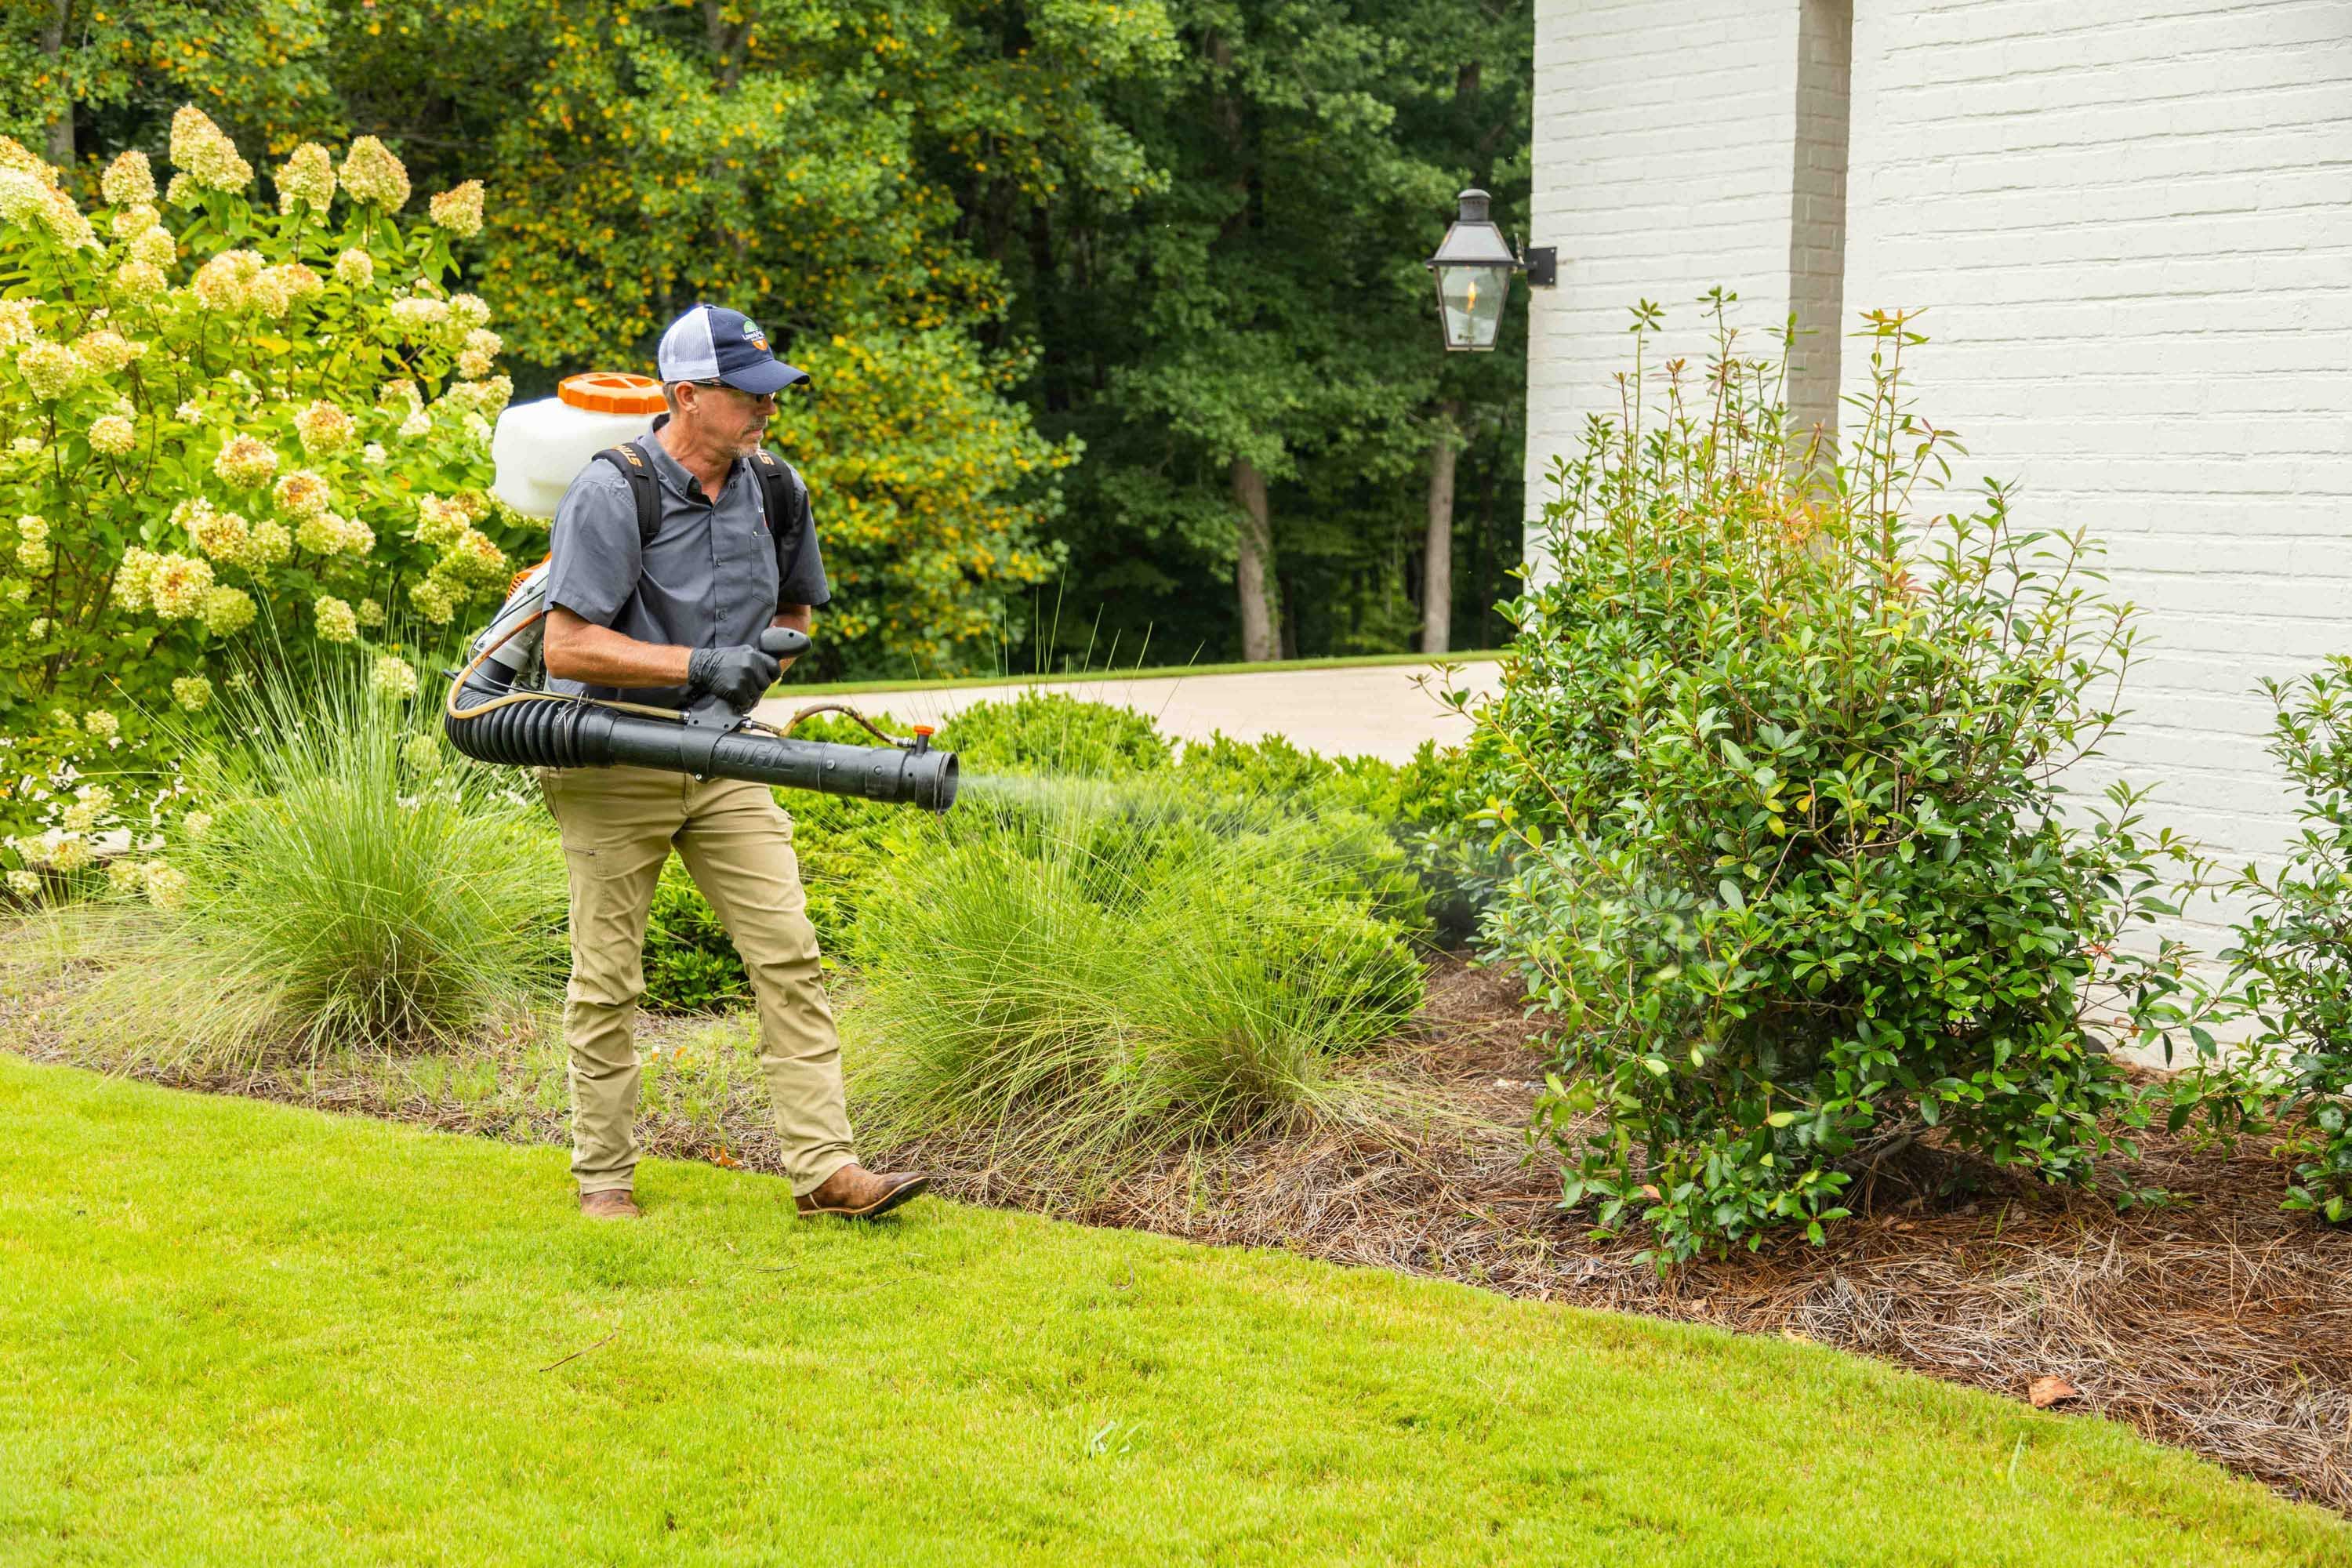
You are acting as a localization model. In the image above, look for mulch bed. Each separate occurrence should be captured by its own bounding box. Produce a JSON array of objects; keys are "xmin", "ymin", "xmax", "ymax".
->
[{"xmin": 7, "ymin": 956, "xmax": 2349, "ymax": 1514}]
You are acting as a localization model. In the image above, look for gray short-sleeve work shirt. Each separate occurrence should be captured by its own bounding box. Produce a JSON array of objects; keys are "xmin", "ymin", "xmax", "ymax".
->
[{"xmin": 543, "ymin": 419, "xmax": 829, "ymax": 709}]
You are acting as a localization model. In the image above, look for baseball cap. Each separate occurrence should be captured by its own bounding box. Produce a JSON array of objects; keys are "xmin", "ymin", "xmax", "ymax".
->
[{"xmin": 655, "ymin": 303, "xmax": 809, "ymax": 396}]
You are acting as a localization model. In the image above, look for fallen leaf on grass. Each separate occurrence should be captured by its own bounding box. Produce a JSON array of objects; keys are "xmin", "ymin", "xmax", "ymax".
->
[{"xmin": 2028, "ymin": 1375, "xmax": 2081, "ymax": 1410}]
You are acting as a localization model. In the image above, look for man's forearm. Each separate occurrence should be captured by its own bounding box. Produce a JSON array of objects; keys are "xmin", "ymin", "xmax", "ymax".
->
[{"xmin": 543, "ymin": 609, "xmax": 692, "ymax": 688}]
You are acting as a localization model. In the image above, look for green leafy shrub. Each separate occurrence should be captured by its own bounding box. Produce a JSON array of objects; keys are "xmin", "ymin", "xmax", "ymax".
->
[
  {"xmin": 636, "ymin": 709, "xmax": 927, "ymax": 1004},
  {"xmin": 630, "ymin": 694, "xmax": 1457, "ymax": 1012},
  {"xmin": 1174, "ymin": 730, "xmax": 1491, "ymax": 940},
  {"xmin": 2223, "ymin": 661, "xmax": 2352, "ymax": 1223},
  {"xmin": 0, "ymin": 107, "xmax": 526, "ymax": 847},
  {"xmin": 1472, "ymin": 297, "xmax": 2210, "ymax": 1261},
  {"xmin": 846, "ymin": 788, "xmax": 1426, "ymax": 1175},
  {"xmin": 38, "ymin": 648, "xmax": 564, "ymax": 1067},
  {"xmin": 937, "ymin": 689, "xmax": 1173, "ymax": 779},
  {"xmin": 641, "ymin": 859, "xmax": 754, "ymax": 1014}
]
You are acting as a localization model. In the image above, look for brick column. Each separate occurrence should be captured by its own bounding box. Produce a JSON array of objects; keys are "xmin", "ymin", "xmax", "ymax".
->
[{"xmin": 1525, "ymin": 0, "xmax": 1851, "ymax": 577}]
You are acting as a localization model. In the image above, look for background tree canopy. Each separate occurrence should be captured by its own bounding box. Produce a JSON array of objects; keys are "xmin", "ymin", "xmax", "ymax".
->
[{"xmin": 1, "ymin": 0, "xmax": 1529, "ymax": 678}]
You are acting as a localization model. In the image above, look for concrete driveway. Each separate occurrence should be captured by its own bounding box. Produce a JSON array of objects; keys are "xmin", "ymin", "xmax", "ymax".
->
[{"xmin": 758, "ymin": 659, "xmax": 1503, "ymax": 764}]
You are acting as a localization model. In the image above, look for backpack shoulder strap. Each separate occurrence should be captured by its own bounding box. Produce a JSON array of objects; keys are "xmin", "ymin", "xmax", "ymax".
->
[
  {"xmin": 750, "ymin": 448, "xmax": 808, "ymax": 583},
  {"xmin": 593, "ymin": 445, "xmax": 660, "ymax": 549}
]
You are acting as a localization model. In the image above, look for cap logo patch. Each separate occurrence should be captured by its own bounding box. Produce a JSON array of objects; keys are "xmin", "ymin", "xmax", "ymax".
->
[{"xmin": 742, "ymin": 318, "xmax": 769, "ymax": 352}]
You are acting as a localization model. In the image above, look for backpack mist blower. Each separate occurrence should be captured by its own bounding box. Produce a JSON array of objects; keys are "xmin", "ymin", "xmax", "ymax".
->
[{"xmin": 442, "ymin": 379, "xmax": 956, "ymax": 811}]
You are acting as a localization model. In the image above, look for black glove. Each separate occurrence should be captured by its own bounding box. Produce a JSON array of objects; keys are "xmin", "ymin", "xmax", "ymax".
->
[{"xmin": 686, "ymin": 644, "xmax": 782, "ymax": 713}]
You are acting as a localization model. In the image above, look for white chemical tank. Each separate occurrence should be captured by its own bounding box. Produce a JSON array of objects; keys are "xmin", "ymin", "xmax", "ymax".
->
[{"xmin": 489, "ymin": 372, "xmax": 666, "ymax": 518}]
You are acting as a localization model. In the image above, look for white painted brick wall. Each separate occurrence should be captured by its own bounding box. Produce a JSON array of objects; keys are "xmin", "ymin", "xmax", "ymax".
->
[
  {"xmin": 1526, "ymin": 0, "xmax": 2352, "ymax": 955},
  {"xmin": 1523, "ymin": 0, "xmax": 1808, "ymax": 576},
  {"xmin": 1842, "ymin": 0, "xmax": 2352, "ymax": 943}
]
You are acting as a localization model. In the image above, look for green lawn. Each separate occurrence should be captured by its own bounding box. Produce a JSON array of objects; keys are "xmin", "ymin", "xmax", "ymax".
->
[{"xmin": 2, "ymin": 1058, "xmax": 2343, "ymax": 1568}]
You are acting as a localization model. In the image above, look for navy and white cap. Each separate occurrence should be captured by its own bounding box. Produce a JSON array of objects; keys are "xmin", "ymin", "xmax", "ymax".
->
[{"xmin": 655, "ymin": 303, "xmax": 808, "ymax": 396}]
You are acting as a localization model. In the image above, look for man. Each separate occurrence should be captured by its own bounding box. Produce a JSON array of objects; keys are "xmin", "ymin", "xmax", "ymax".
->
[{"xmin": 537, "ymin": 302, "xmax": 927, "ymax": 1223}]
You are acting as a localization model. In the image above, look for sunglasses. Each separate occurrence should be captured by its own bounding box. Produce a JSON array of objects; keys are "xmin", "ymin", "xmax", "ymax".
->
[{"xmin": 683, "ymin": 379, "xmax": 777, "ymax": 408}]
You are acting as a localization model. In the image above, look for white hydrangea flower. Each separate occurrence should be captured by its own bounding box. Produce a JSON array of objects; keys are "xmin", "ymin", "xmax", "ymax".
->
[
  {"xmin": 113, "ymin": 259, "xmax": 167, "ymax": 299},
  {"xmin": 169, "ymin": 107, "xmax": 253, "ymax": 192},
  {"xmin": 141, "ymin": 859, "xmax": 189, "ymax": 910},
  {"xmin": 371, "ymin": 655, "xmax": 419, "ymax": 699},
  {"xmin": 62, "ymin": 784, "xmax": 111, "ymax": 832},
  {"xmin": 0, "ymin": 296, "xmax": 37, "ymax": 347},
  {"xmin": 100, "ymin": 150, "xmax": 158, "ymax": 207},
  {"xmin": 314, "ymin": 595, "xmax": 358, "ymax": 643},
  {"xmin": 88, "ymin": 412, "xmax": 136, "ymax": 455}
]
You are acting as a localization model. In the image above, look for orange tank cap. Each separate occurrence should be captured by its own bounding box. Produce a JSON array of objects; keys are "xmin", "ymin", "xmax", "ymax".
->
[{"xmin": 557, "ymin": 372, "xmax": 666, "ymax": 416}]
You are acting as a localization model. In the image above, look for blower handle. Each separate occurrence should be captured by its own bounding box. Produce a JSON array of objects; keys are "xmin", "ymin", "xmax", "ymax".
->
[
  {"xmin": 759, "ymin": 626, "xmax": 813, "ymax": 661},
  {"xmin": 682, "ymin": 626, "xmax": 816, "ymax": 736}
]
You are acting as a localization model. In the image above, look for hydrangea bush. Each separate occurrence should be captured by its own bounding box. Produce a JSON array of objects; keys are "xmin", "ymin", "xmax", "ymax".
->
[{"xmin": 0, "ymin": 107, "xmax": 532, "ymax": 890}]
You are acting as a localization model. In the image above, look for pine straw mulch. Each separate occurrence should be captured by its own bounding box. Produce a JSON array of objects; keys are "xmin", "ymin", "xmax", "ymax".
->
[{"xmin": 5, "ymin": 956, "xmax": 2350, "ymax": 1514}]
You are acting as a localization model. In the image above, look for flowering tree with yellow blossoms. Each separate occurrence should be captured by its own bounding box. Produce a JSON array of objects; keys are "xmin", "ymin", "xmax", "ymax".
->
[{"xmin": 0, "ymin": 105, "xmax": 532, "ymax": 882}]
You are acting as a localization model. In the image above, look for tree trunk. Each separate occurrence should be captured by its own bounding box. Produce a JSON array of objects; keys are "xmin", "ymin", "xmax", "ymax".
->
[
  {"xmin": 1231, "ymin": 458, "xmax": 1278, "ymax": 662},
  {"xmin": 40, "ymin": 0, "xmax": 73, "ymax": 168},
  {"xmin": 1421, "ymin": 403, "xmax": 1461, "ymax": 655}
]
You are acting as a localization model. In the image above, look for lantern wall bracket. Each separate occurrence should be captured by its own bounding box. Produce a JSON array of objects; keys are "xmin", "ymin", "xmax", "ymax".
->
[{"xmin": 1522, "ymin": 245, "xmax": 1557, "ymax": 289}]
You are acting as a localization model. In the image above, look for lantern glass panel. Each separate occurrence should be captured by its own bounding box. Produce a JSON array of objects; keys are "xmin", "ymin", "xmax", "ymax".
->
[{"xmin": 1433, "ymin": 263, "xmax": 1513, "ymax": 351}]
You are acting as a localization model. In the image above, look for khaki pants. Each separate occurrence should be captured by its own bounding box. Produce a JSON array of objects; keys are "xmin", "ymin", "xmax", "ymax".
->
[{"xmin": 536, "ymin": 764, "xmax": 855, "ymax": 1198}]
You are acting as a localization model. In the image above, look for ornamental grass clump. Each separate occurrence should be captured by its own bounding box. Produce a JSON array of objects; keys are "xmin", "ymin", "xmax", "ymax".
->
[
  {"xmin": 1472, "ymin": 295, "xmax": 2211, "ymax": 1262},
  {"xmin": 846, "ymin": 761, "xmax": 1428, "ymax": 1181},
  {"xmin": 42, "ymin": 648, "xmax": 564, "ymax": 1069}
]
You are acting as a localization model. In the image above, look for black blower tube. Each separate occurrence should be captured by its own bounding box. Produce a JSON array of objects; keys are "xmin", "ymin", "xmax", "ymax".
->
[
  {"xmin": 442, "ymin": 620, "xmax": 955, "ymax": 808},
  {"xmin": 444, "ymin": 671, "xmax": 958, "ymax": 813}
]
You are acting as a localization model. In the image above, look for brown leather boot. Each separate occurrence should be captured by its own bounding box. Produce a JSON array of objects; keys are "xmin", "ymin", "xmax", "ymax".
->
[
  {"xmin": 579, "ymin": 1189, "xmax": 641, "ymax": 1220},
  {"xmin": 796, "ymin": 1163, "xmax": 928, "ymax": 1219}
]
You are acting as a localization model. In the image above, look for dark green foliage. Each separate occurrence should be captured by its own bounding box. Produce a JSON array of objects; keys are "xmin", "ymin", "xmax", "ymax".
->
[
  {"xmin": 938, "ymin": 692, "xmax": 1174, "ymax": 779},
  {"xmin": 1171, "ymin": 729, "xmax": 1482, "ymax": 933},
  {"xmin": 17, "ymin": 1, "xmax": 1537, "ymax": 673},
  {"xmin": 1469, "ymin": 299, "xmax": 2212, "ymax": 1262},
  {"xmin": 2223, "ymin": 662, "xmax": 2352, "ymax": 1224},
  {"xmin": 624, "ymin": 694, "xmax": 1465, "ymax": 1018},
  {"xmin": 635, "ymin": 711, "xmax": 911, "ymax": 1007},
  {"xmin": 982, "ymin": 0, "xmax": 1534, "ymax": 666},
  {"xmin": 640, "ymin": 861, "xmax": 752, "ymax": 1015}
]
